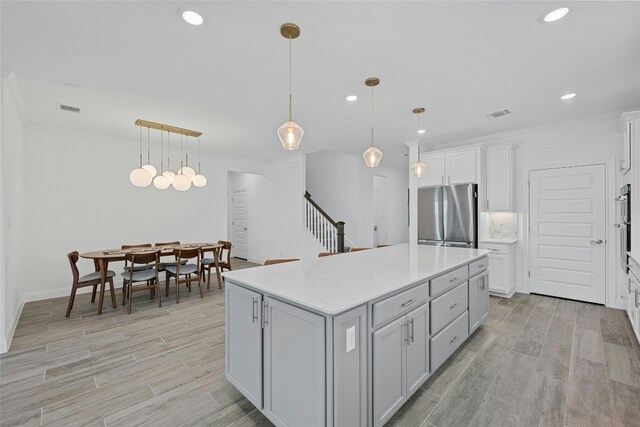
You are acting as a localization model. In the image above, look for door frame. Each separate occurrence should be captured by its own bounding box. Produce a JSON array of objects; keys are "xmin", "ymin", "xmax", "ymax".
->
[
  {"xmin": 229, "ymin": 187, "xmax": 249, "ymax": 260},
  {"xmin": 522, "ymin": 159, "xmax": 617, "ymax": 307}
]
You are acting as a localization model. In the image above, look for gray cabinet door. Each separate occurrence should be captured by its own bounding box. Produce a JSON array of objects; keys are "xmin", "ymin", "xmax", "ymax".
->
[
  {"xmin": 468, "ymin": 274, "xmax": 481, "ymax": 333},
  {"xmin": 479, "ymin": 272, "xmax": 490, "ymax": 323},
  {"xmin": 405, "ymin": 303, "xmax": 430, "ymax": 396},
  {"xmin": 264, "ymin": 297, "xmax": 325, "ymax": 427},
  {"xmin": 372, "ymin": 315, "xmax": 406, "ymax": 427},
  {"xmin": 225, "ymin": 282, "xmax": 263, "ymax": 408}
]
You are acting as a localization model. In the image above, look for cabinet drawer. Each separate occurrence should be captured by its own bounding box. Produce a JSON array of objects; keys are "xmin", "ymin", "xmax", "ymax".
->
[
  {"xmin": 469, "ymin": 257, "xmax": 488, "ymax": 278},
  {"xmin": 372, "ymin": 282, "xmax": 429, "ymax": 328},
  {"xmin": 430, "ymin": 266, "xmax": 468, "ymax": 297},
  {"xmin": 430, "ymin": 282, "xmax": 468, "ymax": 335},
  {"xmin": 430, "ymin": 311, "xmax": 469, "ymax": 373}
]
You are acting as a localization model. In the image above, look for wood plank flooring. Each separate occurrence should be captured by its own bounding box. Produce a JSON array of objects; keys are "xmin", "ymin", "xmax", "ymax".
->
[{"xmin": 2, "ymin": 266, "xmax": 639, "ymax": 426}]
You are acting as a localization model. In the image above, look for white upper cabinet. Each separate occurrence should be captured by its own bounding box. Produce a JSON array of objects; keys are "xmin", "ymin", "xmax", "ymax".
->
[
  {"xmin": 486, "ymin": 145, "xmax": 516, "ymax": 211},
  {"xmin": 446, "ymin": 150, "xmax": 477, "ymax": 185},
  {"xmin": 420, "ymin": 154, "xmax": 446, "ymax": 187}
]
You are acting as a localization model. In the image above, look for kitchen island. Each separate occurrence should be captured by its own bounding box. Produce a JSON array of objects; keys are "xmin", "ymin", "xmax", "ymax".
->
[{"xmin": 223, "ymin": 244, "xmax": 489, "ymax": 427}]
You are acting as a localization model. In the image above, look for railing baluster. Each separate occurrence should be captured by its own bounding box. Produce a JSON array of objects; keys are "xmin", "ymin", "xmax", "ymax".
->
[{"xmin": 303, "ymin": 192, "xmax": 345, "ymax": 253}]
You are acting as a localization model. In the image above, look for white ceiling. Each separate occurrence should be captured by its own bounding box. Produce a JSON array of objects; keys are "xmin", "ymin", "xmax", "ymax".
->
[{"xmin": 2, "ymin": 1, "xmax": 639, "ymax": 167}]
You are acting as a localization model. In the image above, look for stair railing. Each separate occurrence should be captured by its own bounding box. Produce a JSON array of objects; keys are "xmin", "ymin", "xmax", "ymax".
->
[{"xmin": 304, "ymin": 191, "xmax": 345, "ymax": 253}]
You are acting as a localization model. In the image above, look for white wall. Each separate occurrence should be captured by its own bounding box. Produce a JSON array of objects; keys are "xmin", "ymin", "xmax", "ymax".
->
[
  {"xmin": 306, "ymin": 150, "xmax": 408, "ymax": 247},
  {"xmin": 1, "ymin": 74, "xmax": 27, "ymax": 353}
]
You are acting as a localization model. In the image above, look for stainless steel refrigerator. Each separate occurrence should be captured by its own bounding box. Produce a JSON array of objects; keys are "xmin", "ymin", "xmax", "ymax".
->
[{"xmin": 417, "ymin": 183, "xmax": 478, "ymax": 248}]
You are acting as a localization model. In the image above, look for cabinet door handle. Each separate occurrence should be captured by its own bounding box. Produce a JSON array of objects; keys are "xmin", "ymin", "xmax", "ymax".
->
[
  {"xmin": 450, "ymin": 335, "xmax": 459, "ymax": 345},
  {"xmin": 449, "ymin": 277, "xmax": 459, "ymax": 283},
  {"xmin": 262, "ymin": 301, "xmax": 270, "ymax": 327},
  {"xmin": 409, "ymin": 318, "xmax": 415, "ymax": 344},
  {"xmin": 629, "ymin": 279, "xmax": 633, "ymax": 294},
  {"xmin": 402, "ymin": 299, "xmax": 417, "ymax": 308},
  {"xmin": 449, "ymin": 302, "xmax": 460, "ymax": 310},
  {"xmin": 252, "ymin": 298, "xmax": 259, "ymax": 323},
  {"xmin": 635, "ymin": 289, "xmax": 639, "ymax": 309}
]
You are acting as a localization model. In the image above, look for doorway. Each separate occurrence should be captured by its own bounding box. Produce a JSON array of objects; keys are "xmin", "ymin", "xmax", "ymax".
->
[
  {"xmin": 373, "ymin": 176, "xmax": 388, "ymax": 247},
  {"xmin": 231, "ymin": 188, "xmax": 248, "ymax": 260},
  {"xmin": 528, "ymin": 164, "xmax": 606, "ymax": 303}
]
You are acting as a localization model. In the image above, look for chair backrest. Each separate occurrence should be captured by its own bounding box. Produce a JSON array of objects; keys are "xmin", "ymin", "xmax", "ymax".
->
[
  {"xmin": 318, "ymin": 252, "xmax": 340, "ymax": 257},
  {"xmin": 173, "ymin": 248, "xmax": 200, "ymax": 261},
  {"xmin": 155, "ymin": 241, "xmax": 180, "ymax": 247},
  {"xmin": 67, "ymin": 251, "xmax": 80, "ymax": 282},
  {"xmin": 125, "ymin": 250, "xmax": 160, "ymax": 269},
  {"xmin": 264, "ymin": 259, "xmax": 299, "ymax": 266},
  {"xmin": 350, "ymin": 247, "xmax": 370, "ymax": 252},
  {"xmin": 200, "ymin": 246, "xmax": 218, "ymax": 259},
  {"xmin": 218, "ymin": 240, "xmax": 232, "ymax": 263}
]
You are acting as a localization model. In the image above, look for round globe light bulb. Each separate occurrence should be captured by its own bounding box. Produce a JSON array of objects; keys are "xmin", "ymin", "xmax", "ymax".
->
[
  {"xmin": 153, "ymin": 174, "xmax": 170, "ymax": 190},
  {"xmin": 178, "ymin": 166, "xmax": 196, "ymax": 179},
  {"xmin": 173, "ymin": 173, "xmax": 192, "ymax": 191},
  {"xmin": 412, "ymin": 160, "xmax": 427, "ymax": 178},
  {"xmin": 162, "ymin": 170, "xmax": 175, "ymax": 183},
  {"xmin": 141, "ymin": 164, "xmax": 157, "ymax": 178},
  {"xmin": 192, "ymin": 174, "xmax": 207, "ymax": 187},
  {"xmin": 129, "ymin": 168, "xmax": 152, "ymax": 187}
]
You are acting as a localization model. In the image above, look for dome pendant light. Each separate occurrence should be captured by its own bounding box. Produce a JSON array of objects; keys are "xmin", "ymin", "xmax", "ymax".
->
[
  {"xmin": 277, "ymin": 23, "xmax": 304, "ymax": 151},
  {"xmin": 173, "ymin": 134, "xmax": 192, "ymax": 191},
  {"xmin": 153, "ymin": 130, "xmax": 170, "ymax": 189},
  {"xmin": 411, "ymin": 107, "xmax": 427, "ymax": 178},
  {"xmin": 162, "ymin": 131, "xmax": 175, "ymax": 184},
  {"xmin": 130, "ymin": 127, "xmax": 153, "ymax": 187},
  {"xmin": 141, "ymin": 127, "xmax": 157, "ymax": 178},
  {"xmin": 192, "ymin": 136, "xmax": 207, "ymax": 187},
  {"xmin": 363, "ymin": 77, "xmax": 382, "ymax": 168}
]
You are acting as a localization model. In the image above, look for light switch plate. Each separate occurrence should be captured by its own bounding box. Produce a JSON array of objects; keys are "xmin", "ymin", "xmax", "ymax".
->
[{"xmin": 346, "ymin": 326, "xmax": 356, "ymax": 353}]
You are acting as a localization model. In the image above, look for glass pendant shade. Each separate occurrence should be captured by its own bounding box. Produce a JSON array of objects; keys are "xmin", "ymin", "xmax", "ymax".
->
[
  {"xmin": 153, "ymin": 174, "xmax": 170, "ymax": 189},
  {"xmin": 130, "ymin": 168, "xmax": 152, "ymax": 187},
  {"xmin": 162, "ymin": 170, "xmax": 175, "ymax": 184},
  {"xmin": 412, "ymin": 160, "xmax": 427, "ymax": 177},
  {"xmin": 192, "ymin": 174, "xmax": 207, "ymax": 187},
  {"xmin": 178, "ymin": 166, "xmax": 196, "ymax": 179},
  {"xmin": 277, "ymin": 121, "xmax": 304, "ymax": 150},
  {"xmin": 142, "ymin": 164, "xmax": 157, "ymax": 178},
  {"xmin": 173, "ymin": 173, "xmax": 192, "ymax": 191},
  {"xmin": 363, "ymin": 146, "xmax": 383, "ymax": 168}
]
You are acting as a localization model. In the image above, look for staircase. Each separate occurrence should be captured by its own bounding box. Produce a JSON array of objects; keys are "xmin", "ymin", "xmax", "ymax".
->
[{"xmin": 304, "ymin": 192, "xmax": 345, "ymax": 253}]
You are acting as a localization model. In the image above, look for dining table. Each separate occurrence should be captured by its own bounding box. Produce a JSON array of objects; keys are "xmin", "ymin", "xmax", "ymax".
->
[{"xmin": 80, "ymin": 243, "xmax": 223, "ymax": 314}]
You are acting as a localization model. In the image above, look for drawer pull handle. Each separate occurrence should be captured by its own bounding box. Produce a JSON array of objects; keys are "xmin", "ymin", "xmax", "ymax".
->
[
  {"xmin": 450, "ymin": 335, "xmax": 460, "ymax": 345},
  {"xmin": 449, "ymin": 302, "xmax": 460, "ymax": 310},
  {"xmin": 402, "ymin": 299, "xmax": 417, "ymax": 308},
  {"xmin": 449, "ymin": 277, "xmax": 459, "ymax": 283},
  {"xmin": 477, "ymin": 264, "xmax": 485, "ymax": 269}
]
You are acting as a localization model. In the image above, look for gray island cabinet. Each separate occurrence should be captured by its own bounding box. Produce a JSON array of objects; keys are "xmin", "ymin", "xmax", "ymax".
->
[{"xmin": 223, "ymin": 244, "xmax": 489, "ymax": 427}]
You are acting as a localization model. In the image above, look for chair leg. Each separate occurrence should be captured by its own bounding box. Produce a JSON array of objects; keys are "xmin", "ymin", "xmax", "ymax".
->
[
  {"xmin": 207, "ymin": 267, "xmax": 211, "ymax": 290},
  {"xmin": 66, "ymin": 285, "xmax": 77, "ymax": 317},
  {"xmin": 91, "ymin": 285, "xmax": 97, "ymax": 303},
  {"xmin": 122, "ymin": 281, "xmax": 127, "ymax": 306},
  {"xmin": 128, "ymin": 280, "xmax": 133, "ymax": 314},
  {"xmin": 156, "ymin": 279, "xmax": 162, "ymax": 308},
  {"xmin": 108, "ymin": 278, "xmax": 116, "ymax": 309},
  {"xmin": 198, "ymin": 274, "xmax": 203, "ymax": 298},
  {"xmin": 176, "ymin": 276, "xmax": 180, "ymax": 304},
  {"xmin": 165, "ymin": 274, "xmax": 170, "ymax": 297}
]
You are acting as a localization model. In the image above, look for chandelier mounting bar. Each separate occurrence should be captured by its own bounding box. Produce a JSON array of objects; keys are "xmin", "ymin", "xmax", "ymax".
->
[{"xmin": 135, "ymin": 119, "xmax": 202, "ymax": 137}]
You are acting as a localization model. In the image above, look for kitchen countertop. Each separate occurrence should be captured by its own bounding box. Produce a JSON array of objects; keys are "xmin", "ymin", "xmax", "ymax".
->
[
  {"xmin": 480, "ymin": 238, "xmax": 519, "ymax": 245},
  {"xmin": 222, "ymin": 244, "xmax": 489, "ymax": 316}
]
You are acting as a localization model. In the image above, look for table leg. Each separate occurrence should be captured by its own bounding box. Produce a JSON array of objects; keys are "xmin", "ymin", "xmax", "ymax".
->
[
  {"xmin": 214, "ymin": 248, "xmax": 223, "ymax": 289},
  {"xmin": 97, "ymin": 259, "xmax": 107, "ymax": 315}
]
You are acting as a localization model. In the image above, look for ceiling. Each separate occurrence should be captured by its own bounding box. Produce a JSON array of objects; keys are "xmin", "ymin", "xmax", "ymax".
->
[{"xmin": 2, "ymin": 1, "xmax": 639, "ymax": 167}]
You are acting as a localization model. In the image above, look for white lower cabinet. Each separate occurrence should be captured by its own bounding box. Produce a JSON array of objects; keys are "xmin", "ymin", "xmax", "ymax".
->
[
  {"xmin": 626, "ymin": 267, "xmax": 640, "ymax": 343},
  {"xmin": 469, "ymin": 270, "xmax": 490, "ymax": 333},
  {"xmin": 372, "ymin": 303, "xmax": 429, "ymax": 427},
  {"xmin": 480, "ymin": 241, "xmax": 517, "ymax": 297}
]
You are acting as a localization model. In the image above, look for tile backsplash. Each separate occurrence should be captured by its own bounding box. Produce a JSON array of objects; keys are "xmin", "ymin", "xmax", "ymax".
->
[{"xmin": 480, "ymin": 212, "xmax": 518, "ymax": 240}]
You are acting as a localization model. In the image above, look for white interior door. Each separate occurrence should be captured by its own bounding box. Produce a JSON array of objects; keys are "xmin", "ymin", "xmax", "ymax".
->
[
  {"xmin": 529, "ymin": 164, "xmax": 606, "ymax": 303},
  {"xmin": 373, "ymin": 189, "xmax": 379, "ymax": 247},
  {"xmin": 231, "ymin": 188, "xmax": 248, "ymax": 260}
]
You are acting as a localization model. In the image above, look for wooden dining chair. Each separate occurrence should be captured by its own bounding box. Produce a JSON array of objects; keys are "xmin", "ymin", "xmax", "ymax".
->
[
  {"xmin": 165, "ymin": 248, "xmax": 201, "ymax": 304},
  {"xmin": 200, "ymin": 246, "xmax": 222, "ymax": 290},
  {"xmin": 264, "ymin": 259, "xmax": 300, "ymax": 265},
  {"xmin": 121, "ymin": 250, "xmax": 161, "ymax": 314},
  {"xmin": 217, "ymin": 240, "xmax": 233, "ymax": 272},
  {"xmin": 66, "ymin": 251, "xmax": 117, "ymax": 317},
  {"xmin": 155, "ymin": 241, "xmax": 187, "ymax": 271},
  {"xmin": 121, "ymin": 243, "xmax": 153, "ymax": 306}
]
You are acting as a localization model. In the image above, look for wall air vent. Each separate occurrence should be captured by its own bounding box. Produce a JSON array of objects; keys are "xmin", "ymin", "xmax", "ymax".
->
[
  {"xmin": 485, "ymin": 109, "xmax": 510, "ymax": 119},
  {"xmin": 57, "ymin": 103, "xmax": 81, "ymax": 113}
]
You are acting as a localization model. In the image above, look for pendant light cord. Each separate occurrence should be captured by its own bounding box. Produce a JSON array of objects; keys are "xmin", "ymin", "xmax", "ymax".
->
[
  {"xmin": 198, "ymin": 137, "xmax": 201, "ymax": 174},
  {"xmin": 139, "ymin": 127, "xmax": 143, "ymax": 167},
  {"xmin": 185, "ymin": 135, "xmax": 189, "ymax": 167},
  {"xmin": 370, "ymin": 85, "xmax": 375, "ymax": 148},
  {"xmin": 288, "ymin": 34, "xmax": 293, "ymax": 122},
  {"xmin": 160, "ymin": 129, "xmax": 164, "ymax": 173},
  {"xmin": 147, "ymin": 127, "xmax": 151, "ymax": 164},
  {"xmin": 167, "ymin": 131, "xmax": 171, "ymax": 171},
  {"xmin": 180, "ymin": 134, "xmax": 184, "ymax": 169}
]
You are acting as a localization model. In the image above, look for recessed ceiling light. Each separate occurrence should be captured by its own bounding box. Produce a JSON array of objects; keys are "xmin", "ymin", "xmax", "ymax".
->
[
  {"xmin": 346, "ymin": 95, "xmax": 358, "ymax": 102},
  {"xmin": 560, "ymin": 93, "xmax": 577, "ymax": 100},
  {"xmin": 182, "ymin": 10, "xmax": 204, "ymax": 26},
  {"xmin": 542, "ymin": 7, "xmax": 569, "ymax": 23},
  {"xmin": 417, "ymin": 129, "xmax": 426, "ymax": 134}
]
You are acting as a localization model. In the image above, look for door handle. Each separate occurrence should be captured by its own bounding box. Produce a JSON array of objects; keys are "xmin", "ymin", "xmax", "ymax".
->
[
  {"xmin": 252, "ymin": 298, "xmax": 259, "ymax": 323},
  {"xmin": 262, "ymin": 301, "xmax": 269, "ymax": 327},
  {"xmin": 590, "ymin": 239, "xmax": 603, "ymax": 245},
  {"xmin": 409, "ymin": 318, "xmax": 415, "ymax": 344},
  {"xmin": 243, "ymin": 227, "xmax": 248, "ymax": 231}
]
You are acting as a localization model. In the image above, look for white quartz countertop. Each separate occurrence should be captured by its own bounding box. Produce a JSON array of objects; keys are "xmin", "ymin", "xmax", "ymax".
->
[{"xmin": 222, "ymin": 244, "xmax": 489, "ymax": 316}]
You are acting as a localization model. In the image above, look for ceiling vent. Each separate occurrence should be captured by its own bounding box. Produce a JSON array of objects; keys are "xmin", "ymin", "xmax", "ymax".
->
[
  {"xmin": 485, "ymin": 109, "xmax": 510, "ymax": 119},
  {"xmin": 57, "ymin": 103, "xmax": 81, "ymax": 113}
]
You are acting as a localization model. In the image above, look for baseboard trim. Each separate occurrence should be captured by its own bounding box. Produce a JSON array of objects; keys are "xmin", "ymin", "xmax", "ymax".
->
[{"xmin": 5, "ymin": 295, "xmax": 25, "ymax": 353}]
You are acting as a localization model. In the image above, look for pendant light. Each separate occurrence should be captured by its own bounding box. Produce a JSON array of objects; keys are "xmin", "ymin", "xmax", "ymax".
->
[
  {"xmin": 173, "ymin": 134, "xmax": 192, "ymax": 191},
  {"xmin": 141, "ymin": 127, "xmax": 157, "ymax": 178},
  {"xmin": 192, "ymin": 136, "xmax": 207, "ymax": 187},
  {"xmin": 178, "ymin": 134, "xmax": 196, "ymax": 179},
  {"xmin": 162, "ymin": 131, "xmax": 175, "ymax": 184},
  {"xmin": 411, "ymin": 107, "xmax": 427, "ymax": 178},
  {"xmin": 276, "ymin": 23, "xmax": 304, "ymax": 151},
  {"xmin": 130, "ymin": 127, "xmax": 153, "ymax": 187},
  {"xmin": 153, "ymin": 130, "xmax": 170, "ymax": 189},
  {"xmin": 363, "ymin": 77, "xmax": 382, "ymax": 168}
]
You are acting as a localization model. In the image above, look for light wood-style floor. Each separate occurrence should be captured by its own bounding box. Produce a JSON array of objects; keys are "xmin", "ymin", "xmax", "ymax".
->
[{"xmin": 1, "ymin": 262, "xmax": 639, "ymax": 426}]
